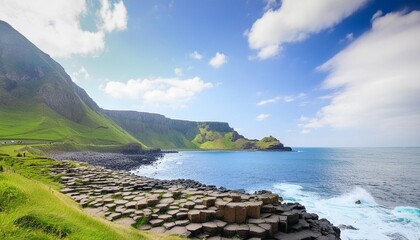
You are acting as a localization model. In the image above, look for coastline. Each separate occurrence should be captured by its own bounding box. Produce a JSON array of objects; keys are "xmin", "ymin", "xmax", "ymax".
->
[
  {"xmin": 52, "ymin": 159, "xmax": 341, "ymax": 239},
  {"xmin": 46, "ymin": 151, "xmax": 165, "ymax": 171},
  {"xmin": 46, "ymin": 148, "xmax": 293, "ymax": 172}
]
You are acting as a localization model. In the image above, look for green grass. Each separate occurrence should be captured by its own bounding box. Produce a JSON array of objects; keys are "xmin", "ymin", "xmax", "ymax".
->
[
  {"xmin": 0, "ymin": 155, "xmax": 182, "ymax": 240},
  {"xmin": 133, "ymin": 129, "xmax": 198, "ymax": 150},
  {"xmin": 0, "ymin": 102, "xmax": 144, "ymax": 147},
  {"xmin": 192, "ymin": 128, "xmax": 239, "ymax": 150},
  {"xmin": 255, "ymin": 136, "xmax": 282, "ymax": 149}
]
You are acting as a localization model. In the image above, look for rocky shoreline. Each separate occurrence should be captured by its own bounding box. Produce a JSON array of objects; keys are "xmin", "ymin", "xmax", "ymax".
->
[
  {"xmin": 47, "ymin": 150, "xmax": 169, "ymax": 171},
  {"xmin": 51, "ymin": 161, "xmax": 341, "ymax": 239}
]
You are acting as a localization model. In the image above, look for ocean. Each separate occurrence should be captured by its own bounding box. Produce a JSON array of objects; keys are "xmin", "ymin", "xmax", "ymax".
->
[{"xmin": 131, "ymin": 148, "xmax": 420, "ymax": 240}]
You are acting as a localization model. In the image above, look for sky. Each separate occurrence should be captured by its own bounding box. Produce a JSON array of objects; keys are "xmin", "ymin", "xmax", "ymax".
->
[{"xmin": 1, "ymin": 0, "xmax": 420, "ymax": 147}]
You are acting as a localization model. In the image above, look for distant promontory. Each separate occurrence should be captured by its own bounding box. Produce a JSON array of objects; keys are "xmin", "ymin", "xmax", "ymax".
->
[{"xmin": 104, "ymin": 110, "xmax": 292, "ymax": 151}]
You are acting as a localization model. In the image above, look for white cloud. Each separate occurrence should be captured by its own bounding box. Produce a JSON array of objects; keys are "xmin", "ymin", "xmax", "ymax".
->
[
  {"xmin": 190, "ymin": 51, "xmax": 203, "ymax": 60},
  {"xmin": 247, "ymin": 0, "xmax": 368, "ymax": 59},
  {"xmin": 99, "ymin": 0, "xmax": 128, "ymax": 32},
  {"xmin": 209, "ymin": 52, "xmax": 228, "ymax": 68},
  {"xmin": 263, "ymin": 0, "xmax": 278, "ymax": 11},
  {"xmin": 71, "ymin": 66, "xmax": 90, "ymax": 82},
  {"xmin": 283, "ymin": 93, "xmax": 305, "ymax": 103},
  {"xmin": 301, "ymin": 11, "xmax": 420, "ymax": 145},
  {"xmin": 299, "ymin": 116, "xmax": 309, "ymax": 122},
  {"xmin": 340, "ymin": 32, "xmax": 354, "ymax": 42},
  {"xmin": 319, "ymin": 95, "xmax": 334, "ymax": 100},
  {"xmin": 371, "ymin": 10, "xmax": 383, "ymax": 22},
  {"xmin": 257, "ymin": 93, "xmax": 305, "ymax": 106},
  {"xmin": 174, "ymin": 68, "xmax": 183, "ymax": 77},
  {"xmin": 256, "ymin": 113, "xmax": 271, "ymax": 121},
  {"xmin": 103, "ymin": 77, "xmax": 213, "ymax": 108},
  {"xmin": 257, "ymin": 97, "xmax": 281, "ymax": 106},
  {"xmin": 0, "ymin": 0, "xmax": 127, "ymax": 58}
]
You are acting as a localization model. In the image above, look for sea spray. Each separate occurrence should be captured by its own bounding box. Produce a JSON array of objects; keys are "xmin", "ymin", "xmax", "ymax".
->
[
  {"xmin": 132, "ymin": 149, "xmax": 420, "ymax": 239},
  {"xmin": 272, "ymin": 183, "xmax": 420, "ymax": 240}
]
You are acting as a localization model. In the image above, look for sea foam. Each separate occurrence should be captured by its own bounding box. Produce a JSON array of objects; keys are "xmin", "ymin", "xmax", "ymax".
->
[{"xmin": 272, "ymin": 183, "xmax": 420, "ymax": 240}]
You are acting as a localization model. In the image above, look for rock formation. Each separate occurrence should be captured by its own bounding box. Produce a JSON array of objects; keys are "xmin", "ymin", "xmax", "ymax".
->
[{"xmin": 51, "ymin": 162, "xmax": 340, "ymax": 239}]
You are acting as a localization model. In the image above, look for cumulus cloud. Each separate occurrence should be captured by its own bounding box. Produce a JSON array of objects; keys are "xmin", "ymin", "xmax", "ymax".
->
[
  {"xmin": 0, "ymin": 0, "xmax": 127, "ymax": 57},
  {"xmin": 247, "ymin": 0, "xmax": 367, "ymax": 59},
  {"xmin": 301, "ymin": 11, "xmax": 420, "ymax": 145},
  {"xmin": 71, "ymin": 66, "xmax": 90, "ymax": 82},
  {"xmin": 103, "ymin": 77, "xmax": 213, "ymax": 108},
  {"xmin": 190, "ymin": 51, "xmax": 203, "ymax": 60},
  {"xmin": 99, "ymin": 0, "xmax": 128, "ymax": 32},
  {"xmin": 256, "ymin": 113, "xmax": 271, "ymax": 121},
  {"xmin": 209, "ymin": 52, "xmax": 228, "ymax": 68},
  {"xmin": 257, "ymin": 93, "xmax": 305, "ymax": 106}
]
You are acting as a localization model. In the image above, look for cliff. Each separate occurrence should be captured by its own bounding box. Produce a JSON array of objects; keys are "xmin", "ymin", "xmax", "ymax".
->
[{"xmin": 104, "ymin": 110, "xmax": 291, "ymax": 151}]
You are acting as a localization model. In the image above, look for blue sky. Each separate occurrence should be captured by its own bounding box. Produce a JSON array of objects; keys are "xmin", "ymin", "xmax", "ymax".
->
[{"xmin": 1, "ymin": 0, "xmax": 420, "ymax": 147}]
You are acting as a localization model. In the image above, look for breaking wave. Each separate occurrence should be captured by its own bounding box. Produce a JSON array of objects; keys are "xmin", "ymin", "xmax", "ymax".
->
[{"xmin": 272, "ymin": 183, "xmax": 419, "ymax": 240}]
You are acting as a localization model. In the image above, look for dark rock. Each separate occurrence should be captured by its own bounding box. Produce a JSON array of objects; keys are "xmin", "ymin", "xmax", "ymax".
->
[
  {"xmin": 223, "ymin": 224, "xmax": 239, "ymax": 238},
  {"xmin": 47, "ymin": 151, "xmax": 165, "ymax": 171},
  {"xmin": 258, "ymin": 223, "xmax": 273, "ymax": 238},
  {"xmin": 274, "ymin": 230, "xmax": 322, "ymax": 240},
  {"xmin": 236, "ymin": 224, "xmax": 250, "ymax": 239},
  {"xmin": 149, "ymin": 226, "xmax": 166, "ymax": 233},
  {"xmin": 165, "ymin": 226, "xmax": 191, "ymax": 237},
  {"xmin": 338, "ymin": 224, "xmax": 358, "ymax": 230},
  {"xmin": 302, "ymin": 212, "xmax": 319, "ymax": 220},
  {"xmin": 188, "ymin": 210, "xmax": 201, "ymax": 223},
  {"xmin": 149, "ymin": 219, "xmax": 164, "ymax": 227},
  {"xmin": 254, "ymin": 190, "xmax": 273, "ymax": 195},
  {"xmin": 249, "ymin": 224, "xmax": 267, "ymax": 238},
  {"xmin": 176, "ymin": 212, "xmax": 188, "ymax": 220},
  {"xmin": 281, "ymin": 212, "xmax": 299, "ymax": 226},
  {"xmin": 163, "ymin": 222, "xmax": 176, "ymax": 229},
  {"xmin": 202, "ymin": 221, "xmax": 219, "ymax": 235},
  {"xmin": 185, "ymin": 223, "xmax": 202, "ymax": 234},
  {"xmin": 138, "ymin": 224, "xmax": 152, "ymax": 230}
]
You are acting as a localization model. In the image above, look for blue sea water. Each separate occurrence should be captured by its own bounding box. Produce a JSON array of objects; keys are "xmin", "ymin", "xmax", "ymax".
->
[{"xmin": 132, "ymin": 148, "xmax": 420, "ymax": 240}]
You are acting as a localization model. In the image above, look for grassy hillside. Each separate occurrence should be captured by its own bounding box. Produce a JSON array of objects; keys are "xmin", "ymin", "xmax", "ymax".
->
[
  {"xmin": 105, "ymin": 110, "xmax": 290, "ymax": 150},
  {"xmin": 192, "ymin": 128, "xmax": 238, "ymax": 149},
  {"xmin": 0, "ymin": 20, "xmax": 145, "ymax": 149},
  {"xmin": 0, "ymin": 148, "xmax": 180, "ymax": 240},
  {"xmin": 0, "ymin": 20, "xmax": 290, "ymax": 152},
  {"xmin": 105, "ymin": 110, "xmax": 251, "ymax": 150},
  {"xmin": 0, "ymin": 102, "xmax": 143, "ymax": 147}
]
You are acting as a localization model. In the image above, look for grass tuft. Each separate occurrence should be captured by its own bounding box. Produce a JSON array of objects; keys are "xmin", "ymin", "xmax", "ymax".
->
[
  {"xmin": 132, "ymin": 216, "xmax": 149, "ymax": 229},
  {"xmin": 0, "ymin": 182, "xmax": 26, "ymax": 212},
  {"xmin": 14, "ymin": 214, "xmax": 71, "ymax": 238}
]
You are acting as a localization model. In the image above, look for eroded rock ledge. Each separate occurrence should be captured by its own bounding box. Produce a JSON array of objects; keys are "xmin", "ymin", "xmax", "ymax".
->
[{"xmin": 51, "ymin": 162, "xmax": 340, "ymax": 240}]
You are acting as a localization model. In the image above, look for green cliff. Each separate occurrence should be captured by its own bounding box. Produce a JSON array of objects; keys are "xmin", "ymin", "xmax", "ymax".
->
[
  {"xmin": 0, "ymin": 20, "xmax": 142, "ymax": 147},
  {"xmin": 105, "ymin": 110, "xmax": 291, "ymax": 150}
]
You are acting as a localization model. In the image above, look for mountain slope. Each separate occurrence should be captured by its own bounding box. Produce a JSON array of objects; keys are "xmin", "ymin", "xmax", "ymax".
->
[
  {"xmin": 0, "ymin": 20, "xmax": 290, "ymax": 151},
  {"xmin": 105, "ymin": 110, "xmax": 290, "ymax": 150},
  {"xmin": 0, "ymin": 20, "xmax": 141, "ymax": 146}
]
